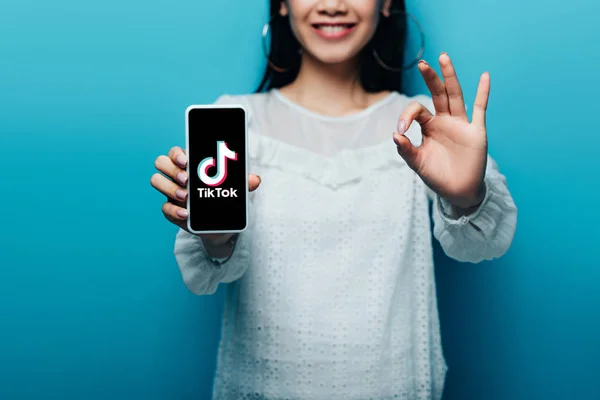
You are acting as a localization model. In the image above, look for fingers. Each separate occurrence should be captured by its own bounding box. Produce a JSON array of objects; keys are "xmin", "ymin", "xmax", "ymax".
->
[
  {"xmin": 438, "ymin": 53, "xmax": 467, "ymax": 118},
  {"xmin": 161, "ymin": 201, "xmax": 188, "ymax": 228},
  {"xmin": 397, "ymin": 101, "xmax": 434, "ymax": 133},
  {"xmin": 395, "ymin": 101, "xmax": 430, "ymax": 172},
  {"xmin": 418, "ymin": 60, "xmax": 449, "ymax": 115},
  {"xmin": 155, "ymin": 155, "xmax": 188, "ymax": 186},
  {"xmin": 151, "ymin": 172, "xmax": 187, "ymax": 203},
  {"xmin": 393, "ymin": 133, "xmax": 421, "ymax": 172},
  {"xmin": 249, "ymin": 173, "xmax": 261, "ymax": 192},
  {"xmin": 472, "ymin": 72, "xmax": 490, "ymax": 128},
  {"xmin": 154, "ymin": 148, "xmax": 188, "ymax": 230},
  {"xmin": 168, "ymin": 146, "xmax": 187, "ymax": 169},
  {"xmin": 154, "ymin": 147, "xmax": 262, "ymax": 233},
  {"xmin": 152, "ymin": 168, "xmax": 261, "ymax": 200}
]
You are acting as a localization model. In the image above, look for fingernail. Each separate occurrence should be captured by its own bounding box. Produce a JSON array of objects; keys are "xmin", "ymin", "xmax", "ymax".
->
[
  {"xmin": 177, "ymin": 155, "xmax": 187, "ymax": 167},
  {"xmin": 440, "ymin": 51, "xmax": 448, "ymax": 57},
  {"xmin": 176, "ymin": 189, "xmax": 187, "ymax": 200},
  {"xmin": 418, "ymin": 59, "xmax": 428, "ymax": 66},
  {"xmin": 398, "ymin": 120, "xmax": 407, "ymax": 133},
  {"xmin": 176, "ymin": 209, "xmax": 188, "ymax": 218},
  {"xmin": 177, "ymin": 171, "xmax": 187, "ymax": 185}
]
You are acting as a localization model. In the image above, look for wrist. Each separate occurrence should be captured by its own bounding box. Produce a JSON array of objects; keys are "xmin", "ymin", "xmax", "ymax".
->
[
  {"xmin": 454, "ymin": 181, "xmax": 486, "ymax": 209},
  {"xmin": 444, "ymin": 181, "xmax": 487, "ymax": 218},
  {"xmin": 200, "ymin": 232, "xmax": 235, "ymax": 246},
  {"xmin": 201, "ymin": 233, "xmax": 238, "ymax": 258}
]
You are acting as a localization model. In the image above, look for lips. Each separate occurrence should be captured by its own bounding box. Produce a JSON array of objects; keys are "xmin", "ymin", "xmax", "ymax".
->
[{"xmin": 311, "ymin": 23, "xmax": 357, "ymax": 39}]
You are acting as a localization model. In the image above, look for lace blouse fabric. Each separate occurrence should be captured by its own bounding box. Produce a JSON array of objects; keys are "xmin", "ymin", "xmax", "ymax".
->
[{"xmin": 174, "ymin": 90, "xmax": 518, "ymax": 400}]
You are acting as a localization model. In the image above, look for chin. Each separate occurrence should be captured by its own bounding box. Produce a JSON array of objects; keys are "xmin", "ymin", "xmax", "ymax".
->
[{"xmin": 306, "ymin": 48, "xmax": 361, "ymax": 67}]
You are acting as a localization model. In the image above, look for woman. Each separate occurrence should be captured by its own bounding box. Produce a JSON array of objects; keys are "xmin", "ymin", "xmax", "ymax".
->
[{"xmin": 151, "ymin": 0, "xmax": 517, "ymax": 398}]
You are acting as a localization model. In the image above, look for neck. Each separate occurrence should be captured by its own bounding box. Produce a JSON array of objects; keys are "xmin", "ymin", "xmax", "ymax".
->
[{"xmin": 280, "ymin": 51, "xmax": 386, "ymax": 116}]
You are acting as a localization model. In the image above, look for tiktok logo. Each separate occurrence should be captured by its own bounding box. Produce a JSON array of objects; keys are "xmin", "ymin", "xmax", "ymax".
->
[{"xmin": 198, "ymin": 141, "xmax": 237, "ymax": 187}]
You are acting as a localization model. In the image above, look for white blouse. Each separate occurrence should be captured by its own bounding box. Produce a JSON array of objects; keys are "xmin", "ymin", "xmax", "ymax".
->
[{"xmin": 174, "ymin": 89, "xmax": 518, "ymax": 400}]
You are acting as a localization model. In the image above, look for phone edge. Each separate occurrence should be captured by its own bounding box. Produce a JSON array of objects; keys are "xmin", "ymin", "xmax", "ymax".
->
[{"xmin": 185, "ymin": 103, "xmax": 249, "ymax": 235}]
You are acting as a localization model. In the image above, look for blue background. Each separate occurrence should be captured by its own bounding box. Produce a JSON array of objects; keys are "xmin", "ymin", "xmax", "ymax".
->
[{"xmin": 1, "ymin": 0, "xmax": 598, "ymax": 399}]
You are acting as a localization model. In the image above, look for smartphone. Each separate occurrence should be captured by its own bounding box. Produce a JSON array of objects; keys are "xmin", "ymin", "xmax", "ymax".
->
[{"xmin": 185, "ymin": 104, "xmax": 248, "ymax": 234}]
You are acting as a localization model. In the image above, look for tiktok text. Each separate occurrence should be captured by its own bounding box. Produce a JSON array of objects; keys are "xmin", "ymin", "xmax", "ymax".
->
[{"xmin": 197, "ymin": 188, "xmax": 238, "ymax": 198}]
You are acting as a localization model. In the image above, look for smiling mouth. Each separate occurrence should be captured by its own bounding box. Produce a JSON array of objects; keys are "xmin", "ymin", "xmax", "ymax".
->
[{"xmin": 312, "ymin": 24, "xmax": 356, "ymax": 33}]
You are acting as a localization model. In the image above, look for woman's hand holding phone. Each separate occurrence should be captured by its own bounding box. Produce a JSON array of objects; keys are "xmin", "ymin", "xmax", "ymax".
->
[{"xmin": 151, "ymin": 146, "xmax": 261, "ymax": 247}]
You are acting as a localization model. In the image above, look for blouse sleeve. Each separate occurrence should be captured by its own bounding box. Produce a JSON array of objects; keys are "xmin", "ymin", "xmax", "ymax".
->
[
  {"xmin": 174, "ymin": 227, "xmax": 251, "ymax": 295},
  {"xmin": 428, "ymin": 154, "xmax": 518, "ymax": 263},
  {"xmin": 173, "ymin": 94, "xmax": 252, "ymax": 295}
]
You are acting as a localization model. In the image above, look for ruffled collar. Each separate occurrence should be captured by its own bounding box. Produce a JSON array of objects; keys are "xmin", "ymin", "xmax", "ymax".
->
[{"xmin": 247, "ymin": 131, "xmax": 408, "ymax": 190}]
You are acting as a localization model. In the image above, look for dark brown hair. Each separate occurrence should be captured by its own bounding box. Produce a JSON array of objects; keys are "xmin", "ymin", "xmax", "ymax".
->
[{"xmin": 256, "ymin": 0, "xmax": 409, "ymax": 93}]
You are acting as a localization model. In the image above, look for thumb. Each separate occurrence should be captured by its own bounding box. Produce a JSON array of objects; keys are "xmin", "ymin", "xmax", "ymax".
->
[
  {"xmin": 249, "ymin": 173, "xmax": 261, "ymax": 192},
  {"xmin": 393, "ymin": 133, "xmax": 420, "ymax": 171}
]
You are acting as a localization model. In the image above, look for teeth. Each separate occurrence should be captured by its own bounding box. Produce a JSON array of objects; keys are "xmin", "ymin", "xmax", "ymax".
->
[{"xmin": 317, "ymin": 25, "xmax": 348, "ymax": 33}]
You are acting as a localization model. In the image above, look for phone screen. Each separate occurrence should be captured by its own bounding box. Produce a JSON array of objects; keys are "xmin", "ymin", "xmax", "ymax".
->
[{"xmin": 186, "ymin": 106, "xmax": 247, "ymax": 233}]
